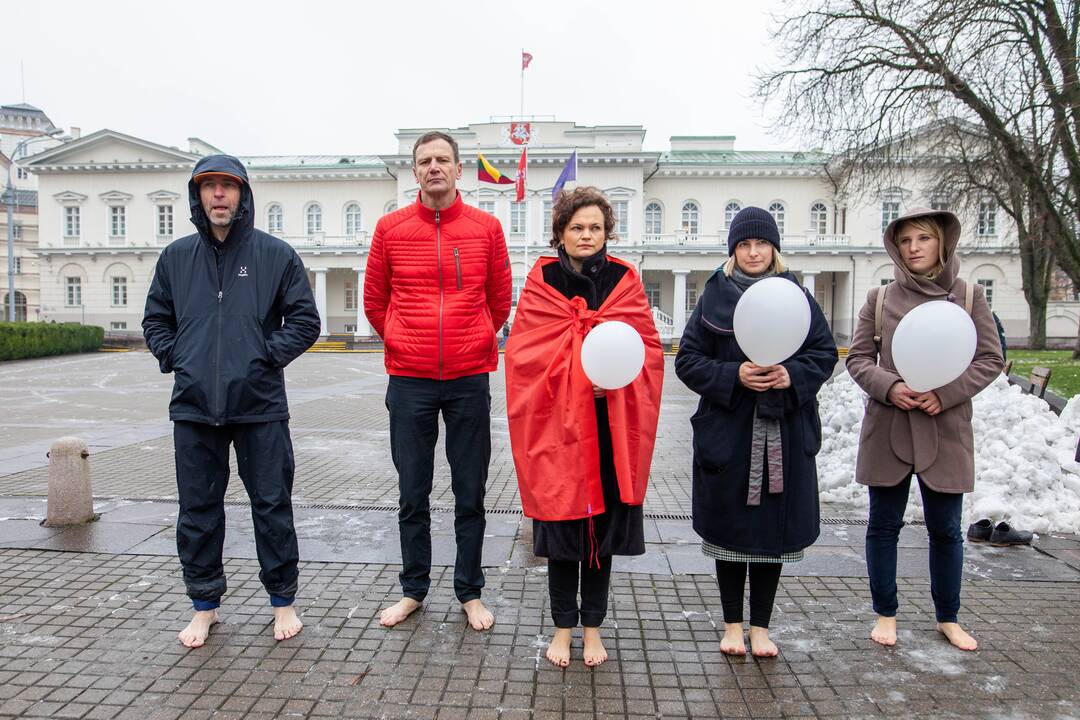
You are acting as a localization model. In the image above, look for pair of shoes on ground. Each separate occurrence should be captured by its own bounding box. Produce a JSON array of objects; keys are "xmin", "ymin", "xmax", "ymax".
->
[{"xmin": 967, "ymin": 519, "xmax": 1033, "ymax": 546}]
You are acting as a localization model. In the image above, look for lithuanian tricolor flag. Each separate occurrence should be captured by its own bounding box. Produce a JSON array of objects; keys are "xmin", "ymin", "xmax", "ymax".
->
[{"xmin": 478, "ymin": 153, "xmax": 515, "ymax": 185}]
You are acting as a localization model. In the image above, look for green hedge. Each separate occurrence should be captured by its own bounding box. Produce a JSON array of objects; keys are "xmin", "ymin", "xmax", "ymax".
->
[{"xmin": 0, "ymin": 322, "xmax": 104, "ymax": 361}]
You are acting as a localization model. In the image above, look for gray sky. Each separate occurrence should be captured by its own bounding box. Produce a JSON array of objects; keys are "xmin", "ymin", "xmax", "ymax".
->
[{"xmin": 3, "ymin": 0, "xmax": 794, "ymax": 155}]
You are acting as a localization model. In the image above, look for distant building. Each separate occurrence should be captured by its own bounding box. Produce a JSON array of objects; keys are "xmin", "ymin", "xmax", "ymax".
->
[
  {"xmin": 0, "ymin": 103, "xmax": 68, "ymax": 322},
  {"xmin": 23, "ymin": 118, "xmax": 1058, "ymax": 343}
]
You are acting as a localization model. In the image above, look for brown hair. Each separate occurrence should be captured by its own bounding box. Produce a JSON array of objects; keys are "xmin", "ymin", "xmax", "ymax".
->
[
  {"xmin": 895, "ymin": 217, "xmax": 947, "ymax": 278},
  {"xmin": 549, "ymin": 186, "xmax": 618, "ymax": 248},
  {"xmin": 412, "ymin": 131, "xmax": 460, "ymax": 164}
]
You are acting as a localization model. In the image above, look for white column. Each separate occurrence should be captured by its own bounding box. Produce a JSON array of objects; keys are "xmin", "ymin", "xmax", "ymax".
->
[
  {"xmin": 802, "ymin": 270, "xmax": 817, "ymax": 296},
  {"xmin": 354, "ymin": 268, "xmax": 370, "ymax": 338},
  {"xmin": 313, "ymin": 268, "xmax": 328, "ymax": 337},
  {"xmin": 673, "ymin": 270, "xmax": 690, "ymax": 338}
]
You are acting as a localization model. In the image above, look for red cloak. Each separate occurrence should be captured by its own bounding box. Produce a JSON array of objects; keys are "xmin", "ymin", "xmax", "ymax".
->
[{"xmin": 506, "ymin": 256, "xmax": 664, "ymax": 521}]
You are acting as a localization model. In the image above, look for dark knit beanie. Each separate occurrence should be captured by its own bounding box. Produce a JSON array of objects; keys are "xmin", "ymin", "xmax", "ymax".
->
[{"xmin": 727, "ymin": 206, "xmax": 781, "ymax": 256}]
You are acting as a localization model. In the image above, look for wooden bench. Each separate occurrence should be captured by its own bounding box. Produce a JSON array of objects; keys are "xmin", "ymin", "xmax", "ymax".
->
[{"xmin": 1029, "ymin": 366, "xmax": 1052, "ymax": 399}]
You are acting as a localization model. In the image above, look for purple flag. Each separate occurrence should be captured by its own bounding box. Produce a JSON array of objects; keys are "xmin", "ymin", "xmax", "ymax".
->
[{"xmin": 551, "ymin": 151, "xmax": 577, "ymax": 201}]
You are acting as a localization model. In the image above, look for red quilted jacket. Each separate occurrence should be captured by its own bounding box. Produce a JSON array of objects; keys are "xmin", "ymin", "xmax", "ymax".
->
[{"xmin": 364, "ymin": 193, "xmax": 512, "ymax": 380}]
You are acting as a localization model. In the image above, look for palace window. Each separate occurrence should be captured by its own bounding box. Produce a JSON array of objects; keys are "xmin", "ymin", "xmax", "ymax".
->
[
  {"xmin": 65, "ymin": 276, "xmax": 82, "ymax": 307},
  {"xmin": 345, "ymin": 203, "xmax": 362, "ymax": 237},
  {"xmin": 64, "ymin": 206, "xmax": 81, "ymax": 238},
  {"xmin": 111, "ymin": 276, "xmax": 128, "ymax": 307},
  {"xmin": 724, "ymin": 201, "xmax": 742, "ymax": 230},
  {"xmin": 768, "ymin": 202, "xmax": 786, "ymax": 235},
  {"xmin": 977, "ymin": 201, "xmax": 997, "ymax": 236},
  {"xmin": 644, "ymin": 202, "xmax": 662, "ymax": 237},
  {"xmin": 680, "ymin": 201, "xmax": 700, "ymax": 236},
  {"xmin": 305, "ymin": 203, "xmax": 323, "ymax": 235},
  {"xmin": 267, "ymin": 204, "xmax": 283, "ymax": 235},
  {"xmin": 810, "ymin": 202, "xmax": 828, "ymax": 234},
  {"xmin": 109, "ymin": 205, "xmax": 126, "ymax": 238}
]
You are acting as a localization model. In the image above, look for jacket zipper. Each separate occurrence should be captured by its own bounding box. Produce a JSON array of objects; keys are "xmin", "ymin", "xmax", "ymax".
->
[
  {"xmin": 453, "ymin": 247, "xmax": 462, "ymax": 290},
  {"xmin": 214, "ymin": 245, "xmax": 224, "ymax": 425},
  {"xmin": 435, "ymin": 210, "xmax": 444, "ymax": 380}
]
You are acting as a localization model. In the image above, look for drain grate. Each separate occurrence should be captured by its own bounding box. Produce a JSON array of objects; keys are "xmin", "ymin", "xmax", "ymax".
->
[{"xmin": 87, "ymin": 495, "xmax": 917, "ymax": 526}]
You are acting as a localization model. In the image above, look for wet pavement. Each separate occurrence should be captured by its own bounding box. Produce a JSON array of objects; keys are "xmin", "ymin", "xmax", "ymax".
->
[{"xmin": 0, "ymin": 351, "xmax": 1078, "ymax": 719}]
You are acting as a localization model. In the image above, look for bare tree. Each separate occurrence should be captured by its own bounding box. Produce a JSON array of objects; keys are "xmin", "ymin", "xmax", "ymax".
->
[{"xmin": 759, "ymin": 0, "xmax": 1079, "ymax": 352}]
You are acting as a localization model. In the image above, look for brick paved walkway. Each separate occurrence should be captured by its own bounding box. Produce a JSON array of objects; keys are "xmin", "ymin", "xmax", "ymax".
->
[{"xmin": 0, "ymin": 352, "xmax": 1077, "ymax": 719}]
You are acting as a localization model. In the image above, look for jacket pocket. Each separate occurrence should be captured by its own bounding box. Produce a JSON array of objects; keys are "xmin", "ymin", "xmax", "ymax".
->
[
  {"xmin": 453, "ymin": 247, "xmax": 463, "ymax": 290},
  {"xmin": 803, "ymin": 404, "xmax": 823, "ymax": 456},
  {"xmin": 690, "ymin": 407, "xmax": 733, "ymax": 471}
]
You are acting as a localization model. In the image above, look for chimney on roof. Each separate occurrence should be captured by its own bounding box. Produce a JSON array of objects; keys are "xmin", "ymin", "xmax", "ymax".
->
[{"xmin": 70, "ymin": 127, "xmax": 81, "ymax": 140}]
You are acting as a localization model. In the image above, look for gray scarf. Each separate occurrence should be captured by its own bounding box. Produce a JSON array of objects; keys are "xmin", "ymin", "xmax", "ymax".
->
[{"xmin": 729, "ymin": 264, "xmax": 784, "ymax": 505}]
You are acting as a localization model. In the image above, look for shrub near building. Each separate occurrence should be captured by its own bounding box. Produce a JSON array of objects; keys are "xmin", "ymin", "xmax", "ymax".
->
[{"xmin": 0, "ymin": 322, "xmax": 103, "ymax": 361}]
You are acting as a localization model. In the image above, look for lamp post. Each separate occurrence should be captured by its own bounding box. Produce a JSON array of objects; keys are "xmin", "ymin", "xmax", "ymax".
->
[{"xmin": 6, "ymin": 129, "xmax": 65, "ymax": 322}]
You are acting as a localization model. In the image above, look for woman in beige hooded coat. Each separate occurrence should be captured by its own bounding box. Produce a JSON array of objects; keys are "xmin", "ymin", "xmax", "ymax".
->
[{"xmin": 847, "ymin": 208, "xmax": 1003, "ymax": 651}]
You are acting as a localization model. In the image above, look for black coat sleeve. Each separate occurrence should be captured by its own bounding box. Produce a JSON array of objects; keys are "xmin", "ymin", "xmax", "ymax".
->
[
  {"xmin": 780, "ymin": 293, "xmax": 838, "ymax": 410},
  {"xmin": 266, "ymin": 251, "xmax": 321, "ymax": 367},
  {"xmin": 142, "ymin": 250, "xmax": 177, "ymax": 374},
  {"xmin": 674, "ymin": 302, "xmax": 743, "ymax": 409}
]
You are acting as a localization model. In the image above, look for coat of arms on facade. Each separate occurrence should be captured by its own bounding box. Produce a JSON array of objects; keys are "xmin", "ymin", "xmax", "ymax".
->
[{"xmin": 502, "ymin": 122, "xmax": 535, "ymax": 146}]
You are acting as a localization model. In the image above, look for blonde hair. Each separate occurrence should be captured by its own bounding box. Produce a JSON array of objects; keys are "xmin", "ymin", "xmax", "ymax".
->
[
  {"xmin": 723, "ymin": 249, "xmax": 787, "ymax": 277},
  {"xmin": 895, "ymin": 217, "xmax": 947, "ymax": 278}
]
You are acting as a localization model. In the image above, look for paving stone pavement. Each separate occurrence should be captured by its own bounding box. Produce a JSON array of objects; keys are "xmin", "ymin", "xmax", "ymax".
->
[{"xmin": 0, "ymin": 351, "xmax": 1078, "ymax": 719}]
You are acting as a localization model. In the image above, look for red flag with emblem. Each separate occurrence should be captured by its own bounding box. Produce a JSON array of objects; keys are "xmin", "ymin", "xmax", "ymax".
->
[
  {"xmin": 515, "ymin": 148, "xmax": 527, "ymax": 202},
  {"xmin": 522, "ymin": 51, "xmax": 533, "ymax": 70}
]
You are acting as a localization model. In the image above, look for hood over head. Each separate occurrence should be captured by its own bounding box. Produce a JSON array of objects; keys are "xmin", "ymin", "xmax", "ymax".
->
[
  {"xmin": 188, "ymin": 154, "xmax": 254, "ymax": 242},
  {"xmin": 882, "ymin": 207, "xmax": 961, "ymax": 296}
]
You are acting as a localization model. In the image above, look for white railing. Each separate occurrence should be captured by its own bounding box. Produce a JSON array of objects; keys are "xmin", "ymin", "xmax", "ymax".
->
[
  {"xmin": 285, "ymin": 233, "xmax": 368, "ymax": 249},
  {"xmin": 156, "ymin": 235, "xmax": 173, "ymax": 245},
  {"xmin": 652, "ymin": 306, "xmax": 674, "ymax": 340}
]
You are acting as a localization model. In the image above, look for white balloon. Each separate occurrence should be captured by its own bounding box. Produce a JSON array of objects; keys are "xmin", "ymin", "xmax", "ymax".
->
[
  {"xmin": 892, "ymin": 301, "xmax": 977, "ymax": 392},
  {"xmin": 733, "ymin": 277, "xmax": 812, "ymax": 366},
  {"xmin": 581, "ymin": 321, "xmax": 646, "ymax": 390}
]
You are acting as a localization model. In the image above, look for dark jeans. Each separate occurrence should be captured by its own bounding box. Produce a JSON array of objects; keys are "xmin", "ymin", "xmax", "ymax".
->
[
  {"xmin": 548, "ymin": 557, "xmax": 613, "ymax": 628},
  {"xmin": 174, "ymin": 420, "xmax": 299, "ymax": 608},
  {"xmin": 386, "ymin": 373, "xmax": 490, "ymax": 603},
  {"xmin": 865, "ymin": 473, "xmax": 964, "ymax": 623},
  {"xmin": 715, "ymin": 560, "xmax": 783, "ymax": 628}
]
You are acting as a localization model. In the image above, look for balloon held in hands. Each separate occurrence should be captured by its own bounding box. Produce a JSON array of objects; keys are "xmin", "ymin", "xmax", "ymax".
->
[
  {"xmin": 891, "ymin": 300, "xmax": 977, "ymax": 392},
  {"xmin": 733, "ymin": 277, "xmax": 811, "ymax": 366},
  {"xmin": 581, "ymin": 321, "xmax": 646, "ymax": 390}
]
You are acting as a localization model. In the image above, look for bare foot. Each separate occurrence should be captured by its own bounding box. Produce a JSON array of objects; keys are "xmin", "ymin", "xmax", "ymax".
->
[
  {"xmin": 582, "ymin": 626, "xmax": 608, "ymax": 667},
  {"xmin": 720, "ymin": 623, "xmax": 746, "ymax": 656},
  {"xmin": 870, "ymin": 615, "xmax": 897, "ymax": 647},
  {"xmin": 273, "ymin": 605, "xmax": 303, "ymax": 641},
  {"xmin": 462, "ymin": 599, "xmax": 494, "ymax": 631},
  {"xmin": 379, "ymin": 597, "xmax": 422, "ymax": 627},
  {"xmin": 748, "ymin": 626, "xmax": 778, "ymax": 658},
  {"xmin": 178, "ymin": 609, "xmax": 218, "ymax": 648},
  {"xmin": 545, "ymin": 628, "xmax": 572, "ymax": 668},
  {"xmin": 937, "ymin": 622, "xmax": 978, "ymax": 651}
]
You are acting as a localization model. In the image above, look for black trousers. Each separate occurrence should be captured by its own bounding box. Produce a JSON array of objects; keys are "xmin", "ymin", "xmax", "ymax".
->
[
  {"xmin": 715, "ymin": 560, "xmax": 782, "ymax": 629},
  {"xmin": 386, "ymin": 374, "xmax": 490, "ymax": 603},
  {"xmin": 174, "ymin": 420, "xmax": 299, "ymax": 603},
  {"xmin": 548, "ymin": 557, "xmax": 613, "ymax": 628}
]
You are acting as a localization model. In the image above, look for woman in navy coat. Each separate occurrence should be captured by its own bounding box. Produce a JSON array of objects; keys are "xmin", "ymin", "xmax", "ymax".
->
[{"xmin": 675, "ymin": 207, "xmax": 837, "ymax": 657}]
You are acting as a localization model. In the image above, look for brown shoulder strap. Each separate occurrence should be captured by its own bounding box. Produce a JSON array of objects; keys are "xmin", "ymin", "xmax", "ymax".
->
[{"xmin": 873, "ymin": 283, "xmax": 887, "ymax": 345}]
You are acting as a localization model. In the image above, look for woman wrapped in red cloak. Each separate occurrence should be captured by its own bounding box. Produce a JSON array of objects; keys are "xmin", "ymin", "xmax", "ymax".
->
[{"xmin": 505, "ymin": 187, "xmax": 664, "ymax": 668}]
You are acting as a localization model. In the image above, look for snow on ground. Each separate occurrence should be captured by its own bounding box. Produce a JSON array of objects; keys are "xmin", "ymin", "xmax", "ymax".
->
[{"xmin": 817, "ymin": 373, "xmax": 1080, "ymax": 534}]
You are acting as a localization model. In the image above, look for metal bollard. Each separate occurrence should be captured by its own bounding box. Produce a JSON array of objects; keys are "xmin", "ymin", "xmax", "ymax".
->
[{"xmin": 42, "ymin": 437, "xmax": 99, "ymax": 527}]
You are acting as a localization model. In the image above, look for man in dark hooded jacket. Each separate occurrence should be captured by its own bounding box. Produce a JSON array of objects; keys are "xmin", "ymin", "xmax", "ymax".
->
[{"xmin": 143, "ymin": 154, "xmax": 321, "ymax": 648}]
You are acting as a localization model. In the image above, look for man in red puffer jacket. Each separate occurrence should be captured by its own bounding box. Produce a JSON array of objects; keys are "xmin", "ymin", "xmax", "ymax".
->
[{"xmin": 364, "ymin": 131, "xmax": 512, "ymax": 632}]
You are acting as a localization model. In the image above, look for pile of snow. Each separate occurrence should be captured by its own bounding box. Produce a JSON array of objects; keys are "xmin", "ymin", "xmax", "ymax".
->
[{"xmin": 815, "ymin": 372, "xmax": 1080, "ymax": 534}]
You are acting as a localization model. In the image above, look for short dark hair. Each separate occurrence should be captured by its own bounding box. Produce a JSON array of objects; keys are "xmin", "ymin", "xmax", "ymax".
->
[
  {"xmin": 412, "ymin": 131, "xmax": 460, "ymax": 164},
  {"xmin": 550, "ymin": 186, "xmax": 618, "ymax": 248}
]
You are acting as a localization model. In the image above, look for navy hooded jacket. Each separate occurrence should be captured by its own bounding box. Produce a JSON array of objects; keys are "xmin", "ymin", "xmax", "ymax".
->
[{"xmin": 142, "ymin": 154, "xmax": 321, "ymax": 425}]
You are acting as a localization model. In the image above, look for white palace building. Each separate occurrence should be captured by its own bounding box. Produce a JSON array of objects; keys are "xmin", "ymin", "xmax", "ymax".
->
[{"xmin": 17, "ymin": 118, "xmax": 1056, "ymax": 345}]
